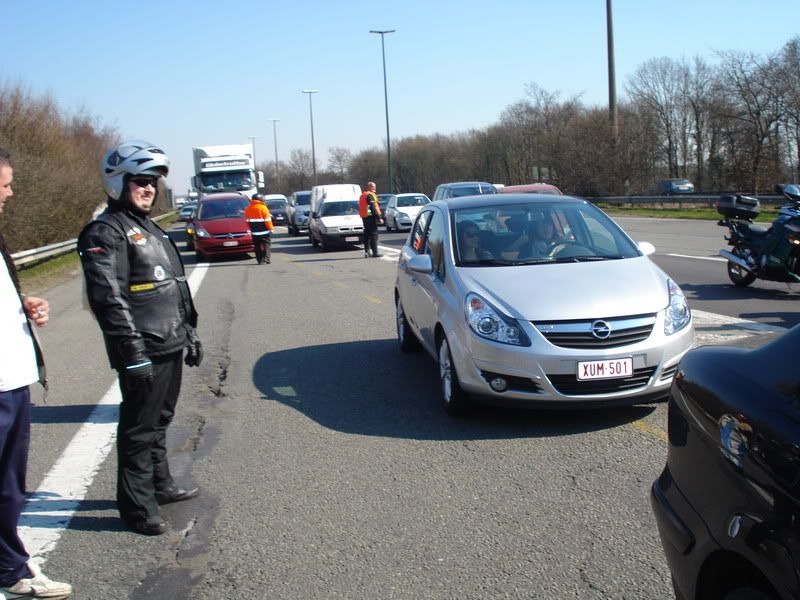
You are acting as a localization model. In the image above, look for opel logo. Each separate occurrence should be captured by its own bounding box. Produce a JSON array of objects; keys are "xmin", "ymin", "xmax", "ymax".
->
[{"xmin": 591, "ymin": 320, "xmax": 611, "ymax": 339}]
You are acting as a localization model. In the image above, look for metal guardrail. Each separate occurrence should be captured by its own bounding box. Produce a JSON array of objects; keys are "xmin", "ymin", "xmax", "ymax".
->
[
  {"xmin": 11, "ymin": 211, "xmax": 178, "ymax": 268},
  {"xmin": 589, "ymin": 194, "xmax": 786, "ymax": 207}
]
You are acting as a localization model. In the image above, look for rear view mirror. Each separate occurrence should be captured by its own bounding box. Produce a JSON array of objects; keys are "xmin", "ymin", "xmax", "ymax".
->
[{"xmin": 408, "ymin": 254, "xmax": 433, "ymax": 274}]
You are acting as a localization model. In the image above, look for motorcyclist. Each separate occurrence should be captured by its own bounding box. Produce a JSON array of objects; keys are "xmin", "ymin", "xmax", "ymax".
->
[
  {"xmin": 78, "ymin": 140, "xmax": 202, "ymax": 536},
  {"xmin": 245, "ymin": 193, "xmax": 274, "ymax": 264}
]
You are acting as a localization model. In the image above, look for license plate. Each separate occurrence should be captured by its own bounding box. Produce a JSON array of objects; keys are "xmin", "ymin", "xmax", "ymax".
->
[
  {"xmin": 345, "ymin": 236, "xmax": 360, "ymax": 242},
  {"xmin": 223, "ymin": 240, "xmax": 239, "ymax": 247},
  {"xmin": 577, "ymin": 357, "xmax": 633, "ymax": 380}
]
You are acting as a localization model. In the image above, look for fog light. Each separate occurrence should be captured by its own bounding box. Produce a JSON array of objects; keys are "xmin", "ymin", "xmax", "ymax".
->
[{"xmin": 490, "ymin": 377, "xmax": 507, "ymax": 392}]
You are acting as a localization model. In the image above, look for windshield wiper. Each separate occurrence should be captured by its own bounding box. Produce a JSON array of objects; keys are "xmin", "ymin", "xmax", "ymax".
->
[
  {"xmin": 551, "ymin": 255, "xmax": 623, "ymax": 263},
  {"xmin": 459, "ymin": 258, "xmax": 509, "ymax": 266}
]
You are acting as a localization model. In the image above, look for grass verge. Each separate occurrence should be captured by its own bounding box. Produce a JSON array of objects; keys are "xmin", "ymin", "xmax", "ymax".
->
[
  {"xmin": 19, "ymin": 251, "xmax": 82, "ymax": 295},
  {"xmin": 17, "ymin": 211, "xmax": 180, "ymax": 295},
  {"xmin": 597, "ymin": 205, "xmax": 779, "ymax": 222}
]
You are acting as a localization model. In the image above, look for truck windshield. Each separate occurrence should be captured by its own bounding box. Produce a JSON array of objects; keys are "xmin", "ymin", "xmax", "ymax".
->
[{"xmin": 200, "ymin": 170, "xmax": 253, "ymax": 193}]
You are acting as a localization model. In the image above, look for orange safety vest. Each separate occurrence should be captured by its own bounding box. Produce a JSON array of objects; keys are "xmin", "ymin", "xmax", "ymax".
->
[
  {"xmin": 359, "ymin": 191, "xmax": 381, "ymax": 219},
  {"xmin": 245, "ymin": 200, "xmax": 274, "ymax": 235}
]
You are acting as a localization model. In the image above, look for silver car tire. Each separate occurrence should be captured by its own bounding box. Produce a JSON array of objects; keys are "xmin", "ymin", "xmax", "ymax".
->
[
  {"xmin": 396, "ymin": 298, "xmax": 421, "ymax": 352},
  {"xmin": 438, "ymin": 334, "xmax": 468, "ymax": 416}
]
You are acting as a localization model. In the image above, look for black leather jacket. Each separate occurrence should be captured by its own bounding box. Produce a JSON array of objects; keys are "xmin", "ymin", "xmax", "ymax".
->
[{"xmin": 78, "ymin": 207, "xmax": 198, "ymax": 370}]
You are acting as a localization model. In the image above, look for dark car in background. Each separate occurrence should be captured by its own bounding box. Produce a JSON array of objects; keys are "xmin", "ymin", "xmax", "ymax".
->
[
  {"xmin": 651, "ymin": 325, "xmax": 799, "ymax": 600},
  {"xmin": 190, "ymin": 193, "xmax": 253, "ymax": 259},
  {"xmin": 263, "ymin": 194, "xmax": 288, "ymax": 228},
  {"xmin": 432, "ymin": 181, "xmax": 497, "ymax": 201},
  {"xmin": 658, "ymin": 178, "xmax": 695, "ymax": 195}
]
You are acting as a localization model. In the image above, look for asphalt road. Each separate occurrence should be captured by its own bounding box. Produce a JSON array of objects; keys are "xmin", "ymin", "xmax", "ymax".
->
[{"xmin": 21, "ymin": 219, "xmax": 795, "ymax": 599}]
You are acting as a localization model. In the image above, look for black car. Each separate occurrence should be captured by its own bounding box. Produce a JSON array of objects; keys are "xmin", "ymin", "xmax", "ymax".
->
[
  {"xmin": 651, "ymin": 325, "xmax": 799, "ymax": 600},
  {"xmin": 265, "ymin": 197, "xmax": 288, "ymax": 227}
]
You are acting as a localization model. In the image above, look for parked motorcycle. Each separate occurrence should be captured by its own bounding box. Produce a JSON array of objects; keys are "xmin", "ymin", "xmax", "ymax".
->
[{"xmin": 717, "ymin": 184, "xmax": 800, "ymax": 287}]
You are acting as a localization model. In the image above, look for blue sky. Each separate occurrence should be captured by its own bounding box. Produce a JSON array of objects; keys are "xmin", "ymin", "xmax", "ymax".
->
[{"xmin": 4, "ymin": 0, "xmax": 799, "ymax": 194}]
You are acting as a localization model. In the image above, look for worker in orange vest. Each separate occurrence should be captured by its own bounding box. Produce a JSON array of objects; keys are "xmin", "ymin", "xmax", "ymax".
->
[
  {"xmin": 245, "ymin": 194, "xmax": 274, "ymax": 264},
  {"xmin": 359, "ymin": 181, "xmax": 383, "ymax": 258}
]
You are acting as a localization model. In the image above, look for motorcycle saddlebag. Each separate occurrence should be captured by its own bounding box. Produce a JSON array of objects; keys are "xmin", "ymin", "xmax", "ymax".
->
[{"xmin": 717, "ymin": 194, "xmax": 760, "ymax": 220}]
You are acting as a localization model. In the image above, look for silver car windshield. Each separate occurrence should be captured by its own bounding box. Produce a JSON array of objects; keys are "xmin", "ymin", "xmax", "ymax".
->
[{"xmin": 452, "ymin": 202, "xmax": 641, "ymax": 266}]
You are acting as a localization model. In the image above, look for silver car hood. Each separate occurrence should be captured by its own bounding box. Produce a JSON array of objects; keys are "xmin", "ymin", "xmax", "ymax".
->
[{"xmin": 458, "ymin": 256, "xmax": 669, "ymax": 321}]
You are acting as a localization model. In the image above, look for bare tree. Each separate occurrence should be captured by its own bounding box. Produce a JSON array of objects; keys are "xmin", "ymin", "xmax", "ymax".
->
[
  {"xmin": 716, "ymin": 50, "xmax": 785, "ymax": 192},
  {"xmin": 684, "ymin": 57, "xmax": 716, "ymax": 190},
  {"xmin": 626, "ymin": 57, "xmax": 691, "ymax": 179},
  {"xmin": 287, "ymin": 149, "xmax": 314, "ymax": 191},
  {"xmin": 780, "ymin": 37, "xmax": 800, "ymax": 181},
  {"xmin": 327, "ymin": 147, "xmax": 352, "ymax": 181}
]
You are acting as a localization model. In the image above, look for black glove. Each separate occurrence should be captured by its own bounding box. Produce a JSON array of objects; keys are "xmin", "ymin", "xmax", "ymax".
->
[
  {"xmin": 185, "ymin": 327, "xmax": 204, "ymax": 367},
  {"xmin": 125, "ymin": 358, "xmax": 154, "ymax": 389}
]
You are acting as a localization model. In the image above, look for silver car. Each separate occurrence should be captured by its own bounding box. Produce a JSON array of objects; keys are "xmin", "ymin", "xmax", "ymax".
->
[{"xmin": 394, "ymin": 194, "xmax": 694, "ymax": 415}]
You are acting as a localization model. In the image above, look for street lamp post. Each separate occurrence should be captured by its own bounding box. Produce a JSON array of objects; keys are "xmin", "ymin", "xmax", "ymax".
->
[
  {"xmin": 268, "ymin": 118, "xmax": 280, "ymax": 189},
  {"xmin": 606, "ymin": 0, "xmax": 618, "ymax": 142},
  {"xmin": 370, "ymin": 29, "xmax": 395, "ymax": 193},
  {"xmin": 247, "ymin": 135, "xmax": 259, "ymax": 190},
  {"xmin": 301, "ymin": 90, "xmax": 319, "ymax": 185}
]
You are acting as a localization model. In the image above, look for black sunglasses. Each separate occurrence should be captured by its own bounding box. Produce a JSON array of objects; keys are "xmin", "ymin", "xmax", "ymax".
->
[
  {"xmin": 130, "ymin": 177, "xmax": 157, "ymax": 188},
  {"xmin": 464, "ymin": 230, "xmax": 479, "ymax": 237}
]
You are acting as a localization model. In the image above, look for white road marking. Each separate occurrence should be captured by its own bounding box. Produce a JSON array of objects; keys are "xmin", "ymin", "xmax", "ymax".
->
[
  {"xmin": 19, "ymin": 263, "xmax": 209, "ymax": 564},
  {"xmin": 692, "ymin": 309, "xmax": 787, "ymax": 332},
  {"xmin": 665, "ymin": 252, "xmax": 725, "ymax": 262}
]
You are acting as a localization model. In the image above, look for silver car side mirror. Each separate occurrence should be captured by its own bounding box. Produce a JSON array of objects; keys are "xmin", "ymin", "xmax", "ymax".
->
[
  {"xmin": 637, "ymin": 241, "xmax": 656, "ymax": 256},
  {"xmin": 408, "ymin": 253, "xmax": 433, "ymax": 274}
]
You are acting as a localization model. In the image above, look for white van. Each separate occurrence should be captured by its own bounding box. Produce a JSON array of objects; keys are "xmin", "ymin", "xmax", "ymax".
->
[{"xmin": 308, "ymin": 184, "xmax": 363, "ymax": 250}]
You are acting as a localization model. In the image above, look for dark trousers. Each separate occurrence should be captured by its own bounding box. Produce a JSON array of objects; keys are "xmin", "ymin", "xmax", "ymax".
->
[
  {"xmin": 0, "ymin": 387, "xmax": 33, "ymax": 586},
  {"xmin": 253, "ymin": 234, "xmax": 271, "ymax": 264},
  {"xmin": 116, "ymin": 352, "xmax": 183, "ymax": 522},
  {"xmin": 362, "ymin": 217, "xmax": 379, "ymax": 256}
]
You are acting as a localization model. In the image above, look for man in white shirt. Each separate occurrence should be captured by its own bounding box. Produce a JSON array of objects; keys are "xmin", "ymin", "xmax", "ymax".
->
[{"xmin": 0, "ymin": 149, "xmax": 73, "ymax": 599}]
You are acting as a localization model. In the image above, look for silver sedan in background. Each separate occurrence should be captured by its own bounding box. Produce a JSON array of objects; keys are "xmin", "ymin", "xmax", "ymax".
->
[
  {"xmin": 394, "ymin": 194, "xmax": 694, "ymax": 415},
  {"xmin": 384, "ymin": 193, "xmax": 430, "ymax": 231}
]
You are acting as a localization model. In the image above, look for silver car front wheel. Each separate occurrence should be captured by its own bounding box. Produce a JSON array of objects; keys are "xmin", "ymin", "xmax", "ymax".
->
[{"xmin": 438, "ymin": 335, "xmax": 468, "ymax": 416}]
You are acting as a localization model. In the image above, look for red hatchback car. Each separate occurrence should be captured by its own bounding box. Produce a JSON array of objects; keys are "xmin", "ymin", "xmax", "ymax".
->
[{"xmin": 190, "ymin": 193, "xmax": 254, "ymax": 259}]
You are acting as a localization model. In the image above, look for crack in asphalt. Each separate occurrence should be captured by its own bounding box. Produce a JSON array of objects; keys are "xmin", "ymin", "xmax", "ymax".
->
[{"xmin": 208, "ymin": 354, "xmax": 231, "ymax": 398}]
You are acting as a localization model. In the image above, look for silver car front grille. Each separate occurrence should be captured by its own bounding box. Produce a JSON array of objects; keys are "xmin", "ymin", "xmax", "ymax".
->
[
  {"xmin": 548, "ymin": 366, "xmax": 657, "ymax": 395},
  {"xmin": 534, "ymin": 314, "xmax": 657, "ymax": 349}
]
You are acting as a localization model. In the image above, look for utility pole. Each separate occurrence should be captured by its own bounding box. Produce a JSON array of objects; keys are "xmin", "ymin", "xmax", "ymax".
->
[
  {"xmin": 302, "ymin": 90, "xmax": 319, "ymax": 184},
  {"xmin": 268, "ymin": 118, "xmax": 280, "ymax": 189}
]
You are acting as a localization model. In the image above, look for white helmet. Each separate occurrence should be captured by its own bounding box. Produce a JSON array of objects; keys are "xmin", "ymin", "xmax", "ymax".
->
[{"xmin": 102, "ymin": 140, "xmax": 170, "ymax": 200}]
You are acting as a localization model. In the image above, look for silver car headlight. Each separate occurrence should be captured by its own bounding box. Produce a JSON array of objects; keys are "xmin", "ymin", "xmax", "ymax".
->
[
  {"xmin": 664, "ymin": 279, "xmax": 691, "ymax": 335},
  {"xmin": 464, "ymin": 292, "xmax": 531, "ymax": 346}
]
